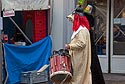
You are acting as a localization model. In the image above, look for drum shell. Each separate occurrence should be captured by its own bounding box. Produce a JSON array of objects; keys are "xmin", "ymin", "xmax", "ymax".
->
[
  {"xmin": 49, "ymin": 55, "xmax": 71, "ymax": 75},
  {"xmin": 49, "ymin": 52, "xmax": 72, "ymax": 83}
]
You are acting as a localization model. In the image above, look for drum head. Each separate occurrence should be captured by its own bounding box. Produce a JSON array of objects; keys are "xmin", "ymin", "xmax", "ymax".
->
[
  {"xmin": 50, "ymin": 71, "xmax": 72, "ymax": 83},
  {"xmin": 59, "ymin": 49, "xmax": 69, "ymax": 56}
]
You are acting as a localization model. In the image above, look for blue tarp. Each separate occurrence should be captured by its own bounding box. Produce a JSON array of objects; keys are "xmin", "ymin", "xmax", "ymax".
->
[{"xmin": 3, "ymin": 36, "xmax": 52, "ymax": 84}]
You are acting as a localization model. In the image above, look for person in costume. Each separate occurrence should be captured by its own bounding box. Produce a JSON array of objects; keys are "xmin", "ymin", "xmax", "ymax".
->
[
  {"xmin": 84, "ymin": 4, "xmax": 105, "ymax": 84},
  {"xmin": 65, "ymin": 6, "xmax": 92, "ymax": 84}
]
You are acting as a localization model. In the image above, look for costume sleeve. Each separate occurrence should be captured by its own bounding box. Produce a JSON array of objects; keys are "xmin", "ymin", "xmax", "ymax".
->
[{"xmin": 69, "ymin": 29, "xmax": 89, "ymax": 50}]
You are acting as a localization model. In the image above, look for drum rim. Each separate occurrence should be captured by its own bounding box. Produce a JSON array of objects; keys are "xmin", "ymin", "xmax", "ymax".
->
[
  {"xmin": 50, "ymin": 55, "xmax": 70, "ymax": 58},
  {"xmin": 50, "ymin": 71, "xmax": 72, "ymax": 78},
  {"xmin": 50, "ymin": 71, "xmax": 72, "ymax": 83}
]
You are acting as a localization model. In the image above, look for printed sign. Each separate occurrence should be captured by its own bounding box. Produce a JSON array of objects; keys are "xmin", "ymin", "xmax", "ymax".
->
[
  {"xmin": 3, "ymin": 9, "xmax": 15, "ymax": 17},
  {"xmin": 114, "ymin": 18, "xmax": 121, "ymax": 24}
]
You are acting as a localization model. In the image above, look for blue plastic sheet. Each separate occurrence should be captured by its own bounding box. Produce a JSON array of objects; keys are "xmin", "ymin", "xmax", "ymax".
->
[{"xmin": 3, "ymin": 36, "xmax": 52, "ymax": 84}]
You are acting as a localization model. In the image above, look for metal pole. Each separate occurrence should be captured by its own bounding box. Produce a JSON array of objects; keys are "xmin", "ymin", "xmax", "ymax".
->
[
  {"xmin": 0, "ymin": 34, "xmax": 3, "ymax": 84},
  {"xmin": 9, "ymin": 17, "xmax": 32, "ymax": 44},
  {"xmin": 0, "ymin": 0, "xmax": 3, "ymax": 83}
]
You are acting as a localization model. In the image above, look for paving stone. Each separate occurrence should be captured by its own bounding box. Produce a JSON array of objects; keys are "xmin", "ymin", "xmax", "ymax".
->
[{"xmin": 103, "ymin": 73, "xmax": 125, "ymax": 84}]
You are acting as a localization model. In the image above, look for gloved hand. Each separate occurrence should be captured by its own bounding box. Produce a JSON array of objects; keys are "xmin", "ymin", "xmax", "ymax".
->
[{"xmin": 65, "ymin": 44, "xmax": 70, "ymax": 49}]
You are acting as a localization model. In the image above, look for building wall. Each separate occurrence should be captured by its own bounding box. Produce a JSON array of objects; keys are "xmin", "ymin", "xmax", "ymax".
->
[{"xmin": 51, "ymin": 0, "xmax": 74, "ymax": 51}]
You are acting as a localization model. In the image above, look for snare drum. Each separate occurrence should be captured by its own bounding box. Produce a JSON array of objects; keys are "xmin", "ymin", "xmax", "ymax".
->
[{"xmin": 49, "ymin": 49, "xmax": 72, "ymax": 83}]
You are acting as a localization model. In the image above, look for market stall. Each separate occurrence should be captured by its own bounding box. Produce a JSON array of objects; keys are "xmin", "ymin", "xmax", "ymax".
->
[{"xmin": 0, "ymin": 0, "xmax": 52, "ymax": 84}]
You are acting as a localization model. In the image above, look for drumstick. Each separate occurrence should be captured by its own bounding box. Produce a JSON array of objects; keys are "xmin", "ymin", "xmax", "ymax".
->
[{"xmin": 37, "ymin": 64, "xmax": 50, "ymax": 72}]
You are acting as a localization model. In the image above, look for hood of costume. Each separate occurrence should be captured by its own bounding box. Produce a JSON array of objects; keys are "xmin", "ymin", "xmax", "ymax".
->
[{"xmin": 71, "ymin": 10, "xmax": 90, "ymax": 39}]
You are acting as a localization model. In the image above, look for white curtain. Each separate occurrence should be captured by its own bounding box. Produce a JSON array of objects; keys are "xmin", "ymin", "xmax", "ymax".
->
[{"xmin": 1, "ymin": 0, "xmax": 49, "ymax": 10}]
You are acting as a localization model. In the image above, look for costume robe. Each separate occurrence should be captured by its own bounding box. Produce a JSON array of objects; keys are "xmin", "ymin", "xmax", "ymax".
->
[
  {"xmin": 84, "ymin": 12, "xmax": 105, "ymax": 84},
  {"xmin": 90, "ymin": 30, "xmax": 105, "ymax": 84},
  {"xmin": 68, "ymin": 26, "xmax": 92, "ymax": 84}
]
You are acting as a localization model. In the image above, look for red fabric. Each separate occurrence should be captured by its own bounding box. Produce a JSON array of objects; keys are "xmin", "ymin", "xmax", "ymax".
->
[{"xmin": 72, "ymin": 13, "xmax": 90, "ymax": 31}]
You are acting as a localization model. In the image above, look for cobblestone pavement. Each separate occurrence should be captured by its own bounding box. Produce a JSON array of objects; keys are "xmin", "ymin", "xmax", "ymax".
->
[
  {"xmin": 36, "ymin": 73, "xmax": 125, "ymax": 84},
  {"xmin": 103, "ymin": 73, "xmax": 125, "ymax": 84}
]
